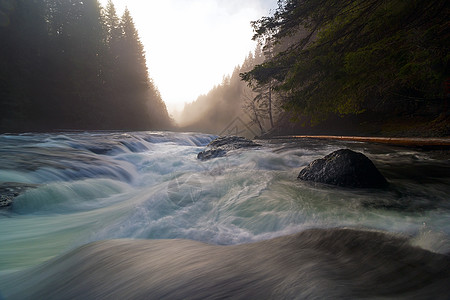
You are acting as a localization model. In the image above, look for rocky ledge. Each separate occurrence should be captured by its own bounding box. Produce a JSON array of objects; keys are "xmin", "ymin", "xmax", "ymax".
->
[
  {"xmin": 197, "ymin": 136, "xmax": 260, "ymax": 161},
  {"xmin": 0, "ymin": 182, "xmax": 38, "ymax": 208},
  {"xmin": 298, "ymin": 149, "xmax": 388, "ymax": 188}
]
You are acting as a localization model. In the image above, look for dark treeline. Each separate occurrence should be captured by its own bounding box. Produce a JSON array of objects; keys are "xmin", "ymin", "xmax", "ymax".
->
[
  {"xmin": 241, "ymin": 0, "xmax": 449, "ymax": 136},
  {"xmin": 0, "ymin": 0, "xmax": 172, "ymax": 132}
]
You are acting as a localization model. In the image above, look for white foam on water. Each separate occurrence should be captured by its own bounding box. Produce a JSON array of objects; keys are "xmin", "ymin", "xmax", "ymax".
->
[{"xmin": 0, "ymin": 131, "xmax": 449, "ymax": 276}]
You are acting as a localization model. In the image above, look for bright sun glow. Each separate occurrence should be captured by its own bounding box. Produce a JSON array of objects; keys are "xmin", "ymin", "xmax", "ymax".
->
[{"xmin": 99, "ymin": 0, "xmax": 276, "ymax": 117}]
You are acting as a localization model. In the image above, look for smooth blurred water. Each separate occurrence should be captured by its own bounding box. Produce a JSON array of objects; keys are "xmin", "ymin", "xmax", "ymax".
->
[{"xmin": 0, "ymin": 131, "xmax": 449, "ymax": 275}]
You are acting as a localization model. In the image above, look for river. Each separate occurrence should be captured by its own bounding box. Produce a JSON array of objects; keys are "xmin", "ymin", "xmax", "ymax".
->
[{"xmin": 0, "ymin": 131, "xmax": 449, "ymax": 299}]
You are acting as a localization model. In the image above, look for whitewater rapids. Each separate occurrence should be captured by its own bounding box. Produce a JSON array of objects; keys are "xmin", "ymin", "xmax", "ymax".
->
[{"xmin": 0, "ymin": 131, "xmax": 449, "ymax": 299}]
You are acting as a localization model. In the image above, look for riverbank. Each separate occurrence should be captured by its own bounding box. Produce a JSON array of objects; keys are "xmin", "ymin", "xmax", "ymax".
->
[
  {"xmin": 264, "ymin": 109, "xmax": 449, "ymax": 140},
  {"xmin": 270, "ymin": 135, "xmax": 450, "ymax": 147}
]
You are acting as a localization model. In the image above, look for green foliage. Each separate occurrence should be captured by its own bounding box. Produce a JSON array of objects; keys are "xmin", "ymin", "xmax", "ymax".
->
[
  {"xmin": 0, "ymin": 0, "xmax": 171, "ymax": 131},
  {"xmin": 242, "ymin": 0, "xmax": 450, "ymax": 123}
]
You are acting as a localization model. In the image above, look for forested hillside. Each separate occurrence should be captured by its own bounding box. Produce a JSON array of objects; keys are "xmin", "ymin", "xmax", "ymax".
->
[
  {"xmin": 242, "ymin": 0, "xmax": 449, "ymax": 136},
  {"xmin": 0, "ymin": 0, "xmax": 172, "ymax": 132}
]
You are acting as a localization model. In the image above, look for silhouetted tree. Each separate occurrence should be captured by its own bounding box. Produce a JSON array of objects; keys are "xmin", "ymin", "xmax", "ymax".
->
[
  {"xmin": 102, "ymin": 0, "xmax": 121, "ymax": 90},
  {"xmin": 118, "ymin": 8, "xmax": 149, "ymax": 91},
  {"xmin": 242, "ymin": 89, "xmax": 265, "ymax": 135},
  {"xmin": 0, "ymin": 0, "xmax": 48, "ymax": 129},
  {"xmin": 0, "ymin": 0, "xmax": 171, "ymax": 132}
]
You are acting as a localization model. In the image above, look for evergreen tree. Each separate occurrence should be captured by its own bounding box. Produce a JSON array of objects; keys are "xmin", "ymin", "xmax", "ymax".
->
[
  {"xmin": 104, "ymin": 0, "xmax": 121, "ymax": 46},
  {"xmin": 242, "ymin": 0, "xmax": 450, "ymax": 123},
  {"xmin": 0, "ymin": 0, "xmax": 48, "ymax": 129},
  {"xmin": 38, "ymin": 0, "xmax": 106, "ymax": 127},
  {"xmin": 109, "ymin": 7, "xmax": 155, "ymax": 129},
  {"xmin": 0, "ymin": 0, "xmax": 171, "ymax": 131},
  {"xmin": 118, "ymin": 8, "xmax": 149, "ymax": 91},
  {"xmin": 102, "ymin": 0, "xmax": 121, "ymax": 90}
]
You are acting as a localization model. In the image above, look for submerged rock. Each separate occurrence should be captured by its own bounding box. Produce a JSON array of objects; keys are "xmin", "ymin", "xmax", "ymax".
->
[
  {"xmin": 0, "ymin": 195, "xmax": 13, "ymax": 208},
  {"xmin": 298, "ymin": 149, "xmax": 388, "ymax": 188},
  {"xmin": 0, "ymin": 182, "xmax": 38, "ymax": 208},
  {"xmin": 197, "ymin": 136, "xmax": 260, "ymax": 160}
]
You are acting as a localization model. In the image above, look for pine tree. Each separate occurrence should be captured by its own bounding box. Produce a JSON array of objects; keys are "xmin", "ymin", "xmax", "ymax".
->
[
  {"xmin": 242, "ymin": 0, "xmax": 449, "ymax": 123},
  {"xmin": 0, "ymin": 0, "xmax": 48, "ymax": 130},
  {"xmin": 104, "ymin": 0, "xmax": 121, "ymax": 46},
  {"xmin": 118, "ymin": 8, "xmax": 149, "ymax": 91},
  {"xmin": 102, "ymin": 0, "xmax": 121, "ymax": 92},
  {"xmin": 0, "ymin": 0, "xmax": 172, "ymax": 131},
  {"xmin": 40, "ymin": 0, "xmax": 107, "ymax": 127}
]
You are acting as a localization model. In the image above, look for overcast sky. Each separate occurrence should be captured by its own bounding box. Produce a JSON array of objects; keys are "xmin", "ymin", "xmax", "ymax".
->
[{"xmin": 99, "ymin": 0, "xmax": 277, "ymax": 116}]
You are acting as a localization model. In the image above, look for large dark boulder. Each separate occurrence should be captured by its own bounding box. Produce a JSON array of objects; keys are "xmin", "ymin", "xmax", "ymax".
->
[
  {"xmin": 298, "ymin": 149, "xmax": 388, "ymax": 188},
  {"xmin": 197, "ymin": 136, "xmax": 260, "ymax": 161}
]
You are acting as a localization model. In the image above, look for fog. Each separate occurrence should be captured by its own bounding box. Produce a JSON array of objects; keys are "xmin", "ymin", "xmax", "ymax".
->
[
  {"xmin": 177, "ymin": 47, "xmax": 271, "ymax": 138},
  {"xmin": 99, "ymin": 0, "xmax": 279, "ymax": 112}
]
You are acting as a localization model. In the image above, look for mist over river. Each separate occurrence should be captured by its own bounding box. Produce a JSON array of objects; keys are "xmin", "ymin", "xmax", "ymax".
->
[{"xmin": 0, "ymin": 131, "xmax": 449, "ymax": 299}]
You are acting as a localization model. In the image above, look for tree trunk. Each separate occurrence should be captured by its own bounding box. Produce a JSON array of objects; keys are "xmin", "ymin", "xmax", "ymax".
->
[{"xmin": 268, "ymin": 80, "xmax": 273, "ymax": 129}]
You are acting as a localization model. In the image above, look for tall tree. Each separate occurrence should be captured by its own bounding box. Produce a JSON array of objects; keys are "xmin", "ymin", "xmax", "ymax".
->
[
  {"xmin": 40, "ymin": 0, "xmax": 107, "ymax": 127},
  {"xmin": 118, "ymin": 8, "xmax": 149, "ymax": 91},
  {"xmin": 0, "ymin": 0, "xmax": 172, "ymax": 131},
  {"xmin": 0, "ymin": 0, "xmax": 48, "ymax": 129},
  {"xmin": 111, "ymin": 7, "xmax": 171, "ymax": 129},
  {"xmin": 242, "ymin": 0, "xmax": 450, "ymax": 123},
  {"xmin": 102, "ymin": 0, "xmax": 121, "ymax": 88},
  {"xmin": 104, "ymin": 0, "xmax": 121, "ymax": 45},
  {"xmin": 241, "ymin": 43, "xmax": 277, "ymax": 134}
]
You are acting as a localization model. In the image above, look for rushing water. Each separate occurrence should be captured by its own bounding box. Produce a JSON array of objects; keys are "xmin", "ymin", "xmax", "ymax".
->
[{"xmin": 0, "ymin": 131, "xmax": 449, "ymax": 299}]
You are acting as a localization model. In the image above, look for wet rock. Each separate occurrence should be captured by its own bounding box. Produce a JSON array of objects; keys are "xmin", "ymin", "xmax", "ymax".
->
[
  {"xmin": 298, "ymin": 149, "xmax": 388, "ymax": 188},
  {"xmin": 197, "ymin": 136, "xmax": 260, "ymax": 161},
  {"xmin": 0, "ymin": 195, "xmax": 13, "ymax": 208},
  {"xmin": 0, "ymin": 182, "xmax": 38, "ymax": 208}
]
